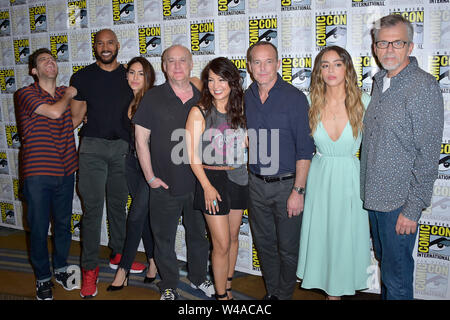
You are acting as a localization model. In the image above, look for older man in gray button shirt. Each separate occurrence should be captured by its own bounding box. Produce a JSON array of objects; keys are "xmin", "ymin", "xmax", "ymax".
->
[{"xmin": 360, "ymin": 14, "xmax": 444, "ymax": 300}]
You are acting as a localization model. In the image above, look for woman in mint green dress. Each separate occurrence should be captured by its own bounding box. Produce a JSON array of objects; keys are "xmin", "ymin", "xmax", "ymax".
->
[{"xmin": 296, "ymin": 46, "xmax": 371, "ymax": 300}]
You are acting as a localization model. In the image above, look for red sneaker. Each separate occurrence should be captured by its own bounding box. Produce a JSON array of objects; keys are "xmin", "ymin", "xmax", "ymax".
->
[
  {"xmin": 109, "ymin": 253, "xmax": 146, "ymax": 274},
  {"xmin": 80, "ymin": 267, "xmax": 99, "ymax": 298}
]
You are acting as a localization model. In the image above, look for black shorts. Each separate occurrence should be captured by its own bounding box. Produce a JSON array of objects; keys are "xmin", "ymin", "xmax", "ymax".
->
[{"xmin": 194, "ymin": 169, "xmax": 248, "ymax": 215}]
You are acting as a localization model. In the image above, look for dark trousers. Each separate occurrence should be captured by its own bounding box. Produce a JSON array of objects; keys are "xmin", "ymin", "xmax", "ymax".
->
[
  {"xmin": 248, "ymin": 173, "xmax": 302, "ymax": 300},
  {"xmin": 149, "ymin": 187, "xmax": 209, "ymax": 291},
  {"xmin": 78, "ymin": 137, "xmax": 129, "ymax": 270},
  {"xmin": 119, "ymin": 152, "xmax": 154, "ymax": 270},
  {"xmin": 23, "ymin": 174, "xmax": 74, "ymax": 282}
]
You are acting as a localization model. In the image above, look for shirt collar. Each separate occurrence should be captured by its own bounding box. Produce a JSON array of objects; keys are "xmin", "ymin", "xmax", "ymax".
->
[
  {"xmin": 249, "ymin": 73, "xmax": 284, "ymax": 98},
  {"xmin": 162, "ymin": 80, "xmax": 201, "ymax": 102},
  {"xmin": 32, "ymin": 81, "xmax": 63, "ymax": 100}
]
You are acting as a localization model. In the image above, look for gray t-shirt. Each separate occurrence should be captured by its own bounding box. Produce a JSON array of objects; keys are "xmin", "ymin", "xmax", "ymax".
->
[{"xmin": 198, "ymin": 106, "xmax": 248, "ymax": 186}]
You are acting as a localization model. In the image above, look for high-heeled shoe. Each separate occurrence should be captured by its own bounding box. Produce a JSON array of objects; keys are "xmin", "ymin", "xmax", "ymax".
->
[
  {"xmin": 143, "ymin": 267, "xmax": 157, "ymax": 283},
  {"xmin": 143, "ymin": 275, "xmax": 156, "ymax": 283},
  {"xmin": 226, "ymin": 277, "xmax": 234, "ymax": 300},
  {"xmin": 215, "ymin": 292, "xmax": 228, "ymax": 300},
  {"xmin": 107, "ymin": 271, "xmax": 129, "ymax": 291}
]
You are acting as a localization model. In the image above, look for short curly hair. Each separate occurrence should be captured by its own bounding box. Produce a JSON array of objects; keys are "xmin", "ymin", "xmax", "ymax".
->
[{"xmin": 28, "ymin": 48, "xmax": 53, "ymax": 77}]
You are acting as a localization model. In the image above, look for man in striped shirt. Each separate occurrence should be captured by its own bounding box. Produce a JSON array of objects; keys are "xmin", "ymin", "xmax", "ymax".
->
[{"xmin": 15, "ymin": 48, "xmax": 78, "ymax": 300}]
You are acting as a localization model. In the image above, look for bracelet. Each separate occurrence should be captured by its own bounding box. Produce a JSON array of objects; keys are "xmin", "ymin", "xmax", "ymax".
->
[{"xmin": 148, "ymin": 176, "xmax": 156, "ymax": 184}]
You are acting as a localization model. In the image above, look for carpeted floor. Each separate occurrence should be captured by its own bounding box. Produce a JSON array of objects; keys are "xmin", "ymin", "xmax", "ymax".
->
[{"xmin": 0, "ymin": 227, "xmax": 379, "ymax": 301}]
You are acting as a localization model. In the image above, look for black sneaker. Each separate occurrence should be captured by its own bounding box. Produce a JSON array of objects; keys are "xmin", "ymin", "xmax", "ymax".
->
[
  {"xmin": 160, "ymin": 288, "xmax": 178, "ymax": 300},
  {"xmin": 36, "ymin": 280, "xmax": 53, "ymax": 300},
  {"xmin": 55, "ymin": 270, "xmax": 79, "ymax": 291}
]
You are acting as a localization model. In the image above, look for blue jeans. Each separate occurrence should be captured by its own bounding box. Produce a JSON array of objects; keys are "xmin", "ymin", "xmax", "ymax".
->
[
  {"xmin": 368, "ymin": 207, "xmax": 417, "ymax": 300},
  {"xmin": 23, "ymin": 174, "xmax": 75, "ymax": 282}
]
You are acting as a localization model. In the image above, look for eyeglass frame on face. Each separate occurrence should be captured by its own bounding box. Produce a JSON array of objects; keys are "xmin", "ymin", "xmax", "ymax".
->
[{"xmin": 375, "ymin": 40, "xmax": 410, "ymax": 49}]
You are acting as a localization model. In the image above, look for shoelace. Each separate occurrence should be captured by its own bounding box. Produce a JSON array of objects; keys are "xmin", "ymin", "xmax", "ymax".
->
[
  {"xmin": 162, "ymin": 289, "xmax": 175, "ymax": 299},
  {"xmin": 38, "ymin": 281, "xmax": 52, "ymax": 289},
  {"xmin": 56, "ymin": 272, "xmax": 70, "ymax": 282},
  {"xmin": 202, "ymin": 280, "xmax": 213, "ymax": 288},
  {"xmin": 83, "ymin": 271, "xmax": 97, "ymax": 284}
]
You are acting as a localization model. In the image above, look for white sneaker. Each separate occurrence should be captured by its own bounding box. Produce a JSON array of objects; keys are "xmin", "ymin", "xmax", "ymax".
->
[
  {"xmin": 190, "ymin": 280, "xmax": 215, "ymax": 298},
  {"xmin": 160, "ymin": 288, "xmax": 177, "ymax": 300}
]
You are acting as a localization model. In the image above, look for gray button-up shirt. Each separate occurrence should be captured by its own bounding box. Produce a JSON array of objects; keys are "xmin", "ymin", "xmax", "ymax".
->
[{"xmin": 360, "ymin": 57, "xmax": 444, "ymax": 222}]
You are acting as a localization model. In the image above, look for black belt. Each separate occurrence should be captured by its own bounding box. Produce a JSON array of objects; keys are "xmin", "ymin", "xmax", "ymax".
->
[
  {"xmin": 251, "ymin": 172, "xmax": 295, "ymax": 183},
  {"xmin": 104, "ymin": 136, "xmax": 121, "ymax": 140}
]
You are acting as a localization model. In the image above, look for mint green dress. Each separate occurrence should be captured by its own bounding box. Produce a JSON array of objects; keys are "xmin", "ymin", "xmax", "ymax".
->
[{"xmin": 296, "ymin": 93, "xmax": 371, "ymax": 296}]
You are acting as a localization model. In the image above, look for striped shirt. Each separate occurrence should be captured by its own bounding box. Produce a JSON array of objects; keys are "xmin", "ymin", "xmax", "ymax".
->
[{"xmin": 16, "ymin": 82, "xmax": 78, "ymax": 178}]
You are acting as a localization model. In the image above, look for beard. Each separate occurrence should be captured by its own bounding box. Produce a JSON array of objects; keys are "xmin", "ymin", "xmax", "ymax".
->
[
  {"xmin": 379, "ymin": 54, "xmax": 403, "ymax": 71},
  {"xmin": 95, "ymin": 48, "xmax": 119, "ymax": 64}
]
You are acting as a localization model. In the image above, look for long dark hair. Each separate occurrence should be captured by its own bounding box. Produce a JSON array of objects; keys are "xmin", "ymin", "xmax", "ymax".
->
[
  {"xmin": 198, "ymin": 57, "xmax": 246, "ymax": 130},
  {"xmin": 126, "ymin": 56, "xmax": 155, "ymax": 118}
]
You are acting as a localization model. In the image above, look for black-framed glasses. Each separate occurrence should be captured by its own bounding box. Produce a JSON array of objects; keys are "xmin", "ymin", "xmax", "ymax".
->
[{"xmin": 375, "ymin": 40, "xmax": 410, "ymax": 49}]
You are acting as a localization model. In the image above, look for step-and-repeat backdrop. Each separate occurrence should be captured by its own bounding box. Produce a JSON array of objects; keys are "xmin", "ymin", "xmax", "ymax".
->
[{"xmin": 0, "ymin": 0, "xmax": 449, "ymax": 299}]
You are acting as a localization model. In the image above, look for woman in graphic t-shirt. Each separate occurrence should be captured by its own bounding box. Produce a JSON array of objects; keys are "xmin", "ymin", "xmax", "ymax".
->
[{"xmin": 186, "ymin": 57, "xmax": 248, "ymax": 300}]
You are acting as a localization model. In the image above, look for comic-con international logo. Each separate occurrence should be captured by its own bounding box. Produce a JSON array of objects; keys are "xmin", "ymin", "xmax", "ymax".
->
[
  {"xmin": 430, "ymin": 8, "xmax": 450, "ymax": 50},
  {"xmin": 71, "ymin": 212, "xmax": 82, "ymax": 238},
  {"xmin": 1, "ymin": 202, "xmax": 14, "ymax": 225},
  {"xmin": 138, "ymin": 26, "xmax": 161, "ymax": 57},
  {"xmin": 0, "ymin": 10, "xmax": 10, "ymax": 37},
  {"xmin": 281, "ymin": 56, "xmax": 312, "ymax": 92},
  {"xmin": 68, "ymin": 0, "xmax": 88, "ymax": 28},
  {"xmin": 218, "ymin": 0, "xmax": 245, "ymax": 16},
  {"xmin": 391, "ymin": 9, "xmax": 424, "ymax": 49},
  {"xmin": 29, "ymin": 5, "xmax": 47, "ymax": 33},
  {"xmin": 13, "ymin": 37, "xmax": 29, "ymax": 65},
  {"xmin": 191, "ymin": 22, "xmax": 215, "ymax": 55},
  {"xmin": 5, "ymin": 125, "xmax": 20, "ymax": 149},
  {"xmin": 10, "ymin": 0, "xmax": 27, "ymax": 5},
  {"xmin": 72, "ymin": 63, "xmax": 88, "ymax": 75},
  {"xmin": 418, "ymin": 223, "xmax": 450, "ymax": 261},
  {"xmin": 438, "ymin": 143, "xmax": 450, "ymax": 179},
  {"xmin": 415, "ymin": 262, "xmax": 449, "ymax": 299},
  {"xmin": 281, "ymin": 0, "xmax": 311, "ymax": 11},
  {"xmin": 249, "ymin": 17, "xmax": 277, "ymax": 47},
  {"xmin": 353, "ymin": 55, "xmax": 378, "ymax": 93},
  {"xmin": 230, "ymin": 58, "xmax": 247, "ymax": 88},
  {"xmin": 351, "ymin": 0, "xmax": 385, "ymax": 7},
  {"xmin": 113, "ymin": 0, "xmax": 135, "ymax": 25},
  {"xmin": 430, "ymin": 55, "xmax": 450, "ymax": 94},
  {"xmin": 91, "ymin": 30, "xmax": 98, "ymax": 60},
  {"xmin": 0, "ymin": 69, "xmax": 15, "ymax": 94},
  {"xmin": 162, "ymin": 0, "xmax": 186, "ymax": 20},
  {"xmin": 252, "ymin": 244, "xmax": 260, "ymax": 272},
  {"xmin": 12, "ymin": 178, "xmax": 19, "ymax": 201},
  {"xmin": 315, "ymin": 13, "xmax": 347, "ymax": 50},
  {"xmin": 0, "ymin": 152, "xmax": 7, "ymax": 175},
  {"xmin": 50, "ymin": 34, "xmax": 69, "ymax": 62}
]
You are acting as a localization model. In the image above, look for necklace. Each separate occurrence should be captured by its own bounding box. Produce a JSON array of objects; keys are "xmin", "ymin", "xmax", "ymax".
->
[{"xmin": 328, "ymin": 109, "xmax": 337, "ymax": 121}]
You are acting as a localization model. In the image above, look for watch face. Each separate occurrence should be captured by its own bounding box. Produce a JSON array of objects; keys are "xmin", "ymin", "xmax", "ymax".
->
[{"xmin": 294, "ymin": 186, "xmax": 305, "ymax": 194}]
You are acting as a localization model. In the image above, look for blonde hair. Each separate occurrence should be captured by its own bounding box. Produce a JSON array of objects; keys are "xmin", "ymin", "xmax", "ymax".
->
[{"xmin": 309, "ymin": 46, "xmax": 364, "ymax": 138}]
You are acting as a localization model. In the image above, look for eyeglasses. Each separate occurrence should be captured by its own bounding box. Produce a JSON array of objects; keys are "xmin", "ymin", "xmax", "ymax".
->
[{"xmin": 375, "ymin": 40, "xmax": 410, "ymax": 49}]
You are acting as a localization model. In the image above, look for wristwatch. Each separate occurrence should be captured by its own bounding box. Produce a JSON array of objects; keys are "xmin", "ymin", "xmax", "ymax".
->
[{"xmin": 292, "ymin": 186, "xmax": 305, "ymax": 195}]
